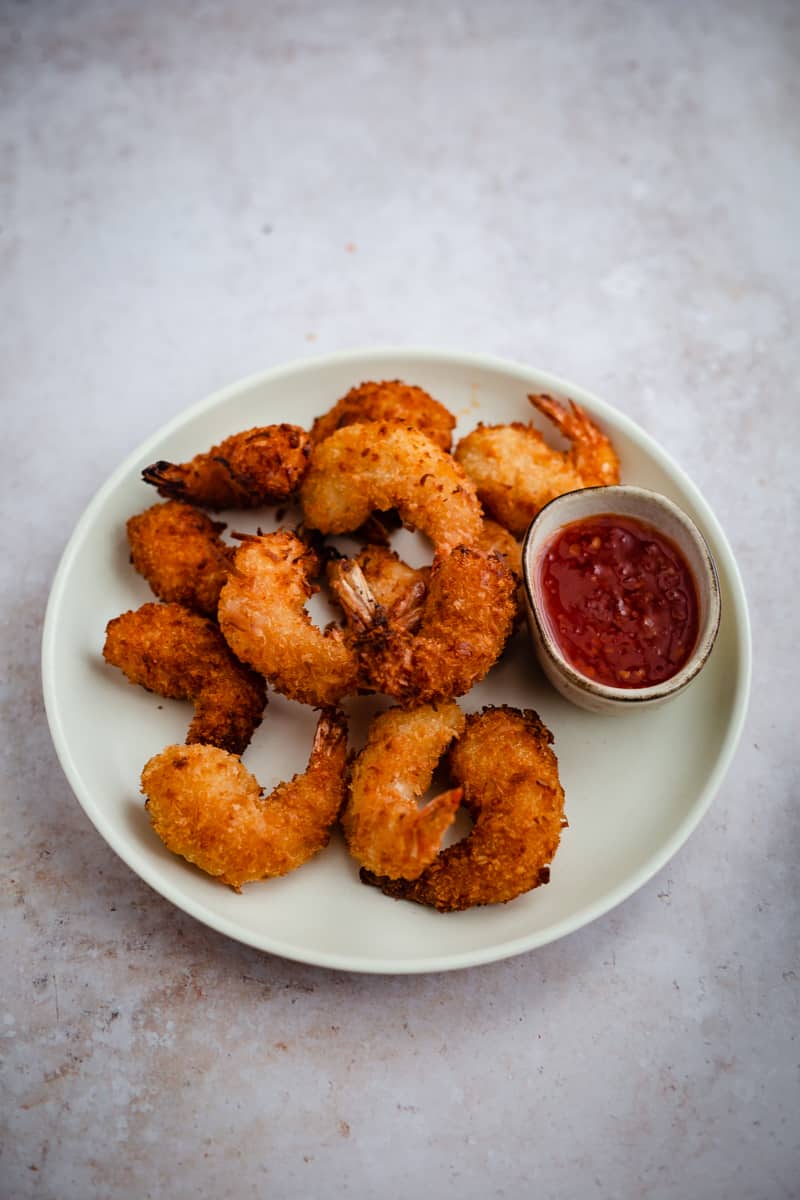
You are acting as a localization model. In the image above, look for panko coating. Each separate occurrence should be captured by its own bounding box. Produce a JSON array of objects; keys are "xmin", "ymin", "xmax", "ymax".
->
[
  {"xmin": 103, "ymin": 602, "xmax": 266, "ymax": 754},
  {"xmin": 127, "ymin": 500, "xmax": 233, "ymax": 616},
  {"xmin": 310, "ymin": 380, "xmax": 456, "ymax": 451},
  {"xmin": 341, "ymin": 702, "xmax": 466, "ymax": 880},
  {"xmin": 142, "ymin": 708, "xmax": 348, "ymax": 890},
  {"xmin": 455, "ymin": 393, "xmax": 620, "ymax": 535},
  {"xmin": 218, "ymin": 530, "xmax": 361, "ymax": 707},
  {"xmin": 334, "ymin": 545, "xmax": 516, "ymax": 706},
  {"xmin": 362, "ymin": 706, "xmax": 566, "ymax": 911},
  {"xmin": 300, "ymin": 422, "xmax": 484, "ymax": 556},
  {"xmin": 142, "ymin": 423, "xmax": 311, "ymax": 509}
]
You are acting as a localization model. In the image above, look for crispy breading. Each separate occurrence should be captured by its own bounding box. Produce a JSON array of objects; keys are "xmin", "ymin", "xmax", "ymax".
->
[
  {"xmin": 142, "ymin": 709, "xmax": 348, "ymax": 890},
  {"xmin": 300, "ymin": 422, "xmax": 484, "ymax": 555},
  {"xmin": 455, "ymin": 394, "xmax": 620, "ymax": 535},
  {"xmin": 335, "ymin": 546, "xmax": 516, "ymax": 706},
  {"xmin": 217, "ymin": 531, "xmax": 361, "ymax": 707},
  {"xmin": 362, "ymin": 706, "xmax": 566, "ymax": 911},
  {"xmin": 341, "ymin": 702, "xmax": 466, "ymax": 880},
  {"xmin": 142, "ymin": 423, "xmax": 311, "ymax": 509},
  {"xmin": 103, "ymin": 602, "xmax": 266, "ymax": 754},
  {"xmin": 127, "ymin": 500, "xmax": 232, "ymax": 616},
  {"xmin": 310, "ymin": 380, "xmax": 456, "ymax": 451}
]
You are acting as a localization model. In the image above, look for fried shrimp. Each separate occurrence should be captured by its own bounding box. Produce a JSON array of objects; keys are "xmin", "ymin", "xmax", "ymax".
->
[
  {"xmin": 103, "ymin": 602, "xmax": 266, "ymax": 754},
  {"xmin": 141, "ymin": 708, "xmax": 348, "ymax": 890},
  {"xmin": 310, "ymin": 380, "xmax": 456, "ymax": 451},
  {"xmin": 333, "ymin": 546, "xmax": 516, "ymax": 704},
  {"xmin": 454, "ymin": 393, "xmax": 620, "ymax": 535},
  {"xmin": 342, "ymin": 702, "xmax": 466, "ymax": 880},
  {"xmin": 300, "ymin": 422, "xmax": 484, "ymax": 555},
  {"xmin": 142, "ymin": 423, "xmax": 311, "ymax": 509},
  {"xmin": 327, "ymin": 545, "xmax": 429, "ymax": 635},
  {"xmin": 127, "ymin": 500, "xmax": 233, "ymax": 616},
  {"xmin": 362, "ymin": 706, "xmax": 566, "ymax": 911},
  {"xmin": 217, "ymin": 530, "xmax": 360, "ymax": 707}
]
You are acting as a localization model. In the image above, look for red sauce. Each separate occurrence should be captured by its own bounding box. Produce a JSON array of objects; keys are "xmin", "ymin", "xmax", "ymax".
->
[{"xmin": 539, "ymin": 514, "xmax": 699, "ymax": 689}]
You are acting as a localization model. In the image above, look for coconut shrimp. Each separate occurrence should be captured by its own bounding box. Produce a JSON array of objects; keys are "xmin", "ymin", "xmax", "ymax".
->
[
  {"xmin": 103, "ymin": 602, "xmax": 266, "ymax": 754},
  {"xmin": 327, "ymin": 545, "xmax": 430, "ymax": 636},
  {"xmin": 342, "ymin": 702, "xmax": 466, "ymax": 880},
  {"xmin": 300, "ymin": 422, "xmax": 484, "ymax": 555},
  {"xmin": 454, "ymin": 394, "xmax": 620, "ymax": 535},
  {"xmin": 311, "ymin": 380, "xmax": 456, "ymax": 451},
  {"xmin": 142, "ymin": 423, "xmax": 311, "ymax": 509},
  {"xmin": 142, "ymin": 708, "xmax": 348, "ymax": 890},
  {"xmin": 218, "ymin": 530, "xmax": 360, "ymax": 707},
  {"xmin": 333, "ymin": 545, "xmax": 516, "ymax": 705},
  {"xmin": 362, "ymin": 706, "xmax": 566, "ymax": 911},
  {"xmin": 127, "ymin": 500, "xmax": 233, "ymax": 617}
]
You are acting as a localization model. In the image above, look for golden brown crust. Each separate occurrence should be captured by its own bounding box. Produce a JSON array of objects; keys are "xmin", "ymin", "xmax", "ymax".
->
[
  {"xmin": 339, "ymin": 546, "xmax": 516, "ymax": 706},
  {"xmin": 362, "ymin": 705, "xmax": 566, "ymax": 911},
  {"xmin": 142, "ymin": 708, "xmax": 348, "ymax": 889},
  {"xmin": 217, "ymin": 531, "xmax": 361, "ymax": 707},
  {"xmin": 103, "ymin": 602, "xmax": 266, "ymax": 754},
  {"xmin": 341, "ymin": 702, "xmax": 466, "ymax": 879},
  {"xmin": 454, "ymin": 395, "xmax": 620, "ymax": 535},
  {"xmin": 300, "ymin": 422, "xmax": 484, "ymax": 555},
  {"xmin": 311, "ymin": 380, "xmax": 456, "ymax": 451},
  {"xmin": 127, "ymin": 500, "xmax": 233, "ymax": 616},
  {"xmin": 142, "ymin": 424, "xmax": 311, "ymax": 509}
]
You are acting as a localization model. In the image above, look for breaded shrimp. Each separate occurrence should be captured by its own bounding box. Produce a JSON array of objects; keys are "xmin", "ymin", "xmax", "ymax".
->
[
  {"xmin": 362, "ymin": 706, "xmax": 566, "ymax": 911},
  {"xmin": 342, "ymin": 702, "xmax": 465, "ymax": 880},
  {"xmin": 333, "ymin": 546, "xmax": 516, "ymax": 705},
  {"xmin": 327, "ymin": 545, "xmax": 430, "ymax": 635},
  {"xmin": 218, "ymin": 530, "xmax": 360, "ymax": 707},
  {"xmin": 311, "ymin": 380, "xmax": 456, "ymax": 451},
  {"xmin": 328, "ymin": 522, "xmax": 520, "ymax": 639},
  {"xmin": 103, "ymin": 602, "xmax": 266, "ymax": 754},
  {"xmin": 454, "ymin": 394, "xmax": 620, "ymax": 535},
  {"xmin": 142, "ymin": 708, "xmax": 348, "ymax": 890},
  {"xmin": 142, "ymin": 424, "xmax": 311, "ymax": 509},
  {"xmin": 300, "ymin": 422, "xmax": 484, "ymax": 555},
  {"xmin": 127, "ymin": 500, "xmax": 233, "ymax": 616}
]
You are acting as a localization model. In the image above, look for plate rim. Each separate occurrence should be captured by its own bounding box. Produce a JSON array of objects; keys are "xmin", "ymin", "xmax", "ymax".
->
[{"xmin": 41, "ymin": 346, "xmax": 753, "ymax": 974}]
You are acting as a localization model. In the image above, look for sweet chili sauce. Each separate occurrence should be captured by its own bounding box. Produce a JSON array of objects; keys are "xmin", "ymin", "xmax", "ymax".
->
[{"xmin": 538, "ymin": 514, "xmax": 699, "ymax": 689}]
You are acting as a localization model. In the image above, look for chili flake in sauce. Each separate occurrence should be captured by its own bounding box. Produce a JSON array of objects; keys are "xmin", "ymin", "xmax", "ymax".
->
[{"xmin": 539, "ymin": 514, "xmax": 699, "ymax": 689}]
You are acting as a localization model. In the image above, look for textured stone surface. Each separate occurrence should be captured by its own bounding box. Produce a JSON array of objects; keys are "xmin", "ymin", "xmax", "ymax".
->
[{"xmin": 1, "ymin": 2, "xmax": 798, "ymax": 1198}]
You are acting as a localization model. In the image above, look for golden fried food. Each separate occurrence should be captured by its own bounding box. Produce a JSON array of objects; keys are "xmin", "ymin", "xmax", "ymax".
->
[
  {"xmin": 127, "ymin": 500, "xmax": 233, "ymax": 617},
  {"xmin": 218, "ymin": 531, "xmax": 360, "ymax": 707},
  {"xmin": 342, "ymin": 702, "xmax": 466, "ymax": 880},
  {"xmin": 310, "ymin": 380, "xmax": 456, "ymax": 451},
  {"xmin": 362, "ymin": 706, "xmax": 566, "ymax": 911},
  {"xmin": 454, "ymin": 394, "xmax": 620, "ymax": 535},
  {"xmin": 328, "ymin": 545, "xmax": 429, "ymax": 635},
  {"xmin": 103, "ymin": 602, "xmax": 266, "ymax": 754},
  {"xmin": 333, "ymin": 545, "xmax": 516, "ymax": 705},
  {"xmin": 142, "ymin": 708, "xmax": 348, "ymax": 890},
  {"xmin": 300, "ymin": 422, "xmax": 484, "ymax": 555},
  {"xmin": 142, "ymin": 424, "xmax": 311, "ymax": 509}
]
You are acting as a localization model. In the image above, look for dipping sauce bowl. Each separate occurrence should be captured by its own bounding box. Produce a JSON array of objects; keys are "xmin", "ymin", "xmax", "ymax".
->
[{"xmin": 522, "ymin": 485, "xmax": 721, "ymax": 714}]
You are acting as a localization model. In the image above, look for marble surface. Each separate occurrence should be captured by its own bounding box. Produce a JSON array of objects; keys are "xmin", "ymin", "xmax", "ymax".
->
[{"xmin": 2, "ymin": 2, "xmax": 798, "ymax": 1197}]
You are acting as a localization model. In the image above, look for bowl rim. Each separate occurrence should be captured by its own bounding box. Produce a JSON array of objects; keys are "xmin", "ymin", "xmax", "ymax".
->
[{"xmin": 521, "ymin": 484, "xmax": 723, "ymax": 705}]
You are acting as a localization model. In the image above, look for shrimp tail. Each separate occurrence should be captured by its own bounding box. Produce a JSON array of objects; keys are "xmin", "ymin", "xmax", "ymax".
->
[
  {"xmin": 528, "ymin": 393, "xmax": 588, "ymax": 441},
  {"xmin": 413, "ymin": 786, "xmax": 463, "ymax": 857},
  {"xmin": 141, "ymin": 461, "xmax": 187, "ymax": 497},
  {"xmin": 329, "ymin": 559, "xmax": 387, "ymax": 634}
]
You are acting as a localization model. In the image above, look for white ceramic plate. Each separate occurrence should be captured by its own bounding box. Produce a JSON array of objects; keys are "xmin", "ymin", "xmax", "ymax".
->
[{"xmin": 42, "ymin": 349, "xmax": 751, "ymax": 973}]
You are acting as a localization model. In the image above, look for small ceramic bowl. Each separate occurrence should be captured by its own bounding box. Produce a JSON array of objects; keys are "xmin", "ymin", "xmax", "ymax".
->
[{"xmin": 522, "ymin": 485, "xmax": 721, "ymax": 714}]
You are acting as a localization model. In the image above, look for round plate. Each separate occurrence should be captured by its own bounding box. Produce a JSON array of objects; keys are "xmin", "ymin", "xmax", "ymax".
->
[{"xmin": 42, "ymin": 349, "xmax": 751, "ymax": 973}]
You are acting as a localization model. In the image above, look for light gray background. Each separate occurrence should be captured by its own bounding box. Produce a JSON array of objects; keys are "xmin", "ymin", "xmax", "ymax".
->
[{"xmin": 2, "ymin": 2, "xmax": 797, "ymax": 1198}]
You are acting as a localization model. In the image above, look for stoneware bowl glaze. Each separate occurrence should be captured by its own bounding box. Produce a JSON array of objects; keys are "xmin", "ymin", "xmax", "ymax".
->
[{"xmin": 522, "ymin": 485, "xmax": 722, "ymax": 714}]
